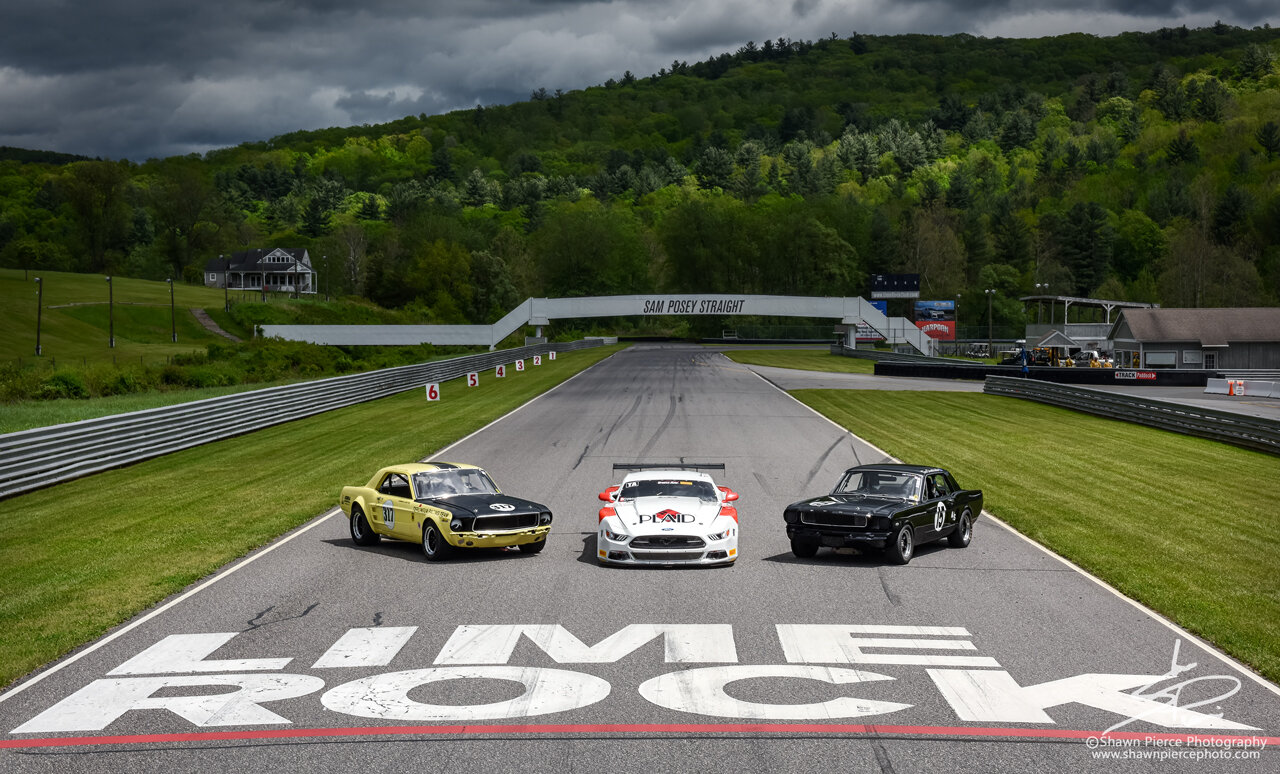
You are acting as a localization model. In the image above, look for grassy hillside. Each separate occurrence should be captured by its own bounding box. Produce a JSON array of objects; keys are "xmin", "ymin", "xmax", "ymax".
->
[
  {"xmin": 0, "ymin": 268, "xmax": 525, "ymax": 411},
  {"xmin": 1, "ymin": 268, "xmax": 230, "ymax": 366}
]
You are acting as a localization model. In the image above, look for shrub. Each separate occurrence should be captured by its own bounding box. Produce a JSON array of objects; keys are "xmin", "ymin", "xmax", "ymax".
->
[
  {"xmin": 37, "ymin": 370, "xmax": 89, "ymax": 400},
  {"xmin": 86, "ymin": 365, "xmax": 155, "ymax": 397}
]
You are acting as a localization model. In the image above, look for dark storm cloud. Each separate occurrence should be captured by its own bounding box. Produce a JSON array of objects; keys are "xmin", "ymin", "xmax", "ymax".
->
[{"xmin": 0, "ymin": 1, "xmax": 1273, "ymax": 160}]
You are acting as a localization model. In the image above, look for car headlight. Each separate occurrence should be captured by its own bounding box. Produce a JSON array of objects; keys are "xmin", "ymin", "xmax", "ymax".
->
[
  {"xmin": 540, "ymin": 512, "xmax": 553, "ymax": 525},
  {"xmin": 450, "ymin": 519, "xmax": 464, "ymax": 531},
  {"xmin": 603, "ymin": 530, "xmax": 630, "ymax": 543},
  {"xmin": 783, "ymin": 510, "xmax": 799, "ymax": 524},
  {"xmin": 707, "ymin": 529, "xmax": 733, "ymax": 541}
]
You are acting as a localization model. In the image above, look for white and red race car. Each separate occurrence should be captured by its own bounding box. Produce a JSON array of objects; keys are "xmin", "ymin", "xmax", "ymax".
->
[{"xmin": 597, "ymin": 463, "xmax": 740, "ymax": 567}]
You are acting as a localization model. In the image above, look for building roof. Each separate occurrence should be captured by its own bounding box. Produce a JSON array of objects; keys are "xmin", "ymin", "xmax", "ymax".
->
[
  {"xmin": 204, "ymin": 248, "xmax": 311, "ymax": 272},
  {"xmin": 1033, "ymin": 329, "xmax": 1076, "ymax": 349},
  {"xmin": 1110, "ymin": 308, "xmax": 1280, "ymax": 346}
]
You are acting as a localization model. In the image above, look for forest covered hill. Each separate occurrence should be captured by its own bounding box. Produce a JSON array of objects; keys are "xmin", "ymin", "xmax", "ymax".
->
[{"xmin": 2, "ymin": 23, "xmax": 1279, "ymax": 334}]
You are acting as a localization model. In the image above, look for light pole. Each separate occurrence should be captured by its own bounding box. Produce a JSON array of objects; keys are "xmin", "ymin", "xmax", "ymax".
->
[
  {"xmin": 167, "ymin": 277, "xmax": 177, "ymax": 343},
  {"xmin": 323, "ymin": 254, "xmax": 328, "ymax": 301},
  {"xmin": 1034, "ymin": 282, "xmax": 1048, "ymax": 324},
  {"xmin": 954, "ymin": 292, "xmax": 961, "ymax": 355},
  {"xmin": 34, "ymin": 277, "xmax": 43, "ymax": 356},
  {"xmin": 106, "ymin": 275, "xmax": 115, "ymax": 348},
  {"xmin": 985, "ymin": 288, "xmax": 995, "ymax": 356}
]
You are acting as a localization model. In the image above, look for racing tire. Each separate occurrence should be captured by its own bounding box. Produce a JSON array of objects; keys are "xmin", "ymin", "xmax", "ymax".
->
[
  {"xmin": 948, "ymin": 509, "xmax": 973, "ymax": 548},
  {"xmin": 421, "ymin": 522, "xmax": 454, "ymax": 562},
  {"xmin": 349, "ymin": 506, "xmax": 380, "ymax": 546},
  {"xmin": 790, "ymin": 535, "xmax": 820, "ymax": 559},
  {"xmin": 518, "ymin": 539, "xmax": 546, "ymax": 554},
  {"xmin": 886, "ymin": 523, "xmax": 914, "ymax": 565}
]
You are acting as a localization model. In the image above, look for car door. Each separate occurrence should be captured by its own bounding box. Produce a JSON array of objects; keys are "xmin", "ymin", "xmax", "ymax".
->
[
  {"xmin": 374, "ymin": 472, "xmax": 415, "ymax": 540},
  {"xmin": 923, "ymin": 473, "xmax": 956, "ymax": 539},
  {"xmin": 893, "ymin": 474, "xmax": 932, "ymax": 537}
]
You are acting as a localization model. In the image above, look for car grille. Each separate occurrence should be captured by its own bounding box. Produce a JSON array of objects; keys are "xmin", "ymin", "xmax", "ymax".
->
[
  {"xmin": 474, "ymin": 512, "xmax": 538, "ymax": 532},
  {"xmin": 801, "ymin": 512, "xmax": 868, "ymax": 528},
  {"xmin": 630, "ymin": 535, "xmax": 706, "ymax": 548},
  {"xmin": 628, "ymin": 551, "xmax": 703, "ymax": 562}
]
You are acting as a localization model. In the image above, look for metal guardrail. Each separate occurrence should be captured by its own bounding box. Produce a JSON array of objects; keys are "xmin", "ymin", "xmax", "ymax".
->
[
  {"xmin": 0, "ymin": 340, "xmax": 606, "ymax": 500},
  {"xmin": 983, "ymin": 375, "xmax": 1280, "ymax": 455}
]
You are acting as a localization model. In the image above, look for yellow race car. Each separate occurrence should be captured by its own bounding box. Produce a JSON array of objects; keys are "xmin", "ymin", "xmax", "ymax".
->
[{"xmin": 339, "ymin": 462, "xmax": 553, "ymax": 561}]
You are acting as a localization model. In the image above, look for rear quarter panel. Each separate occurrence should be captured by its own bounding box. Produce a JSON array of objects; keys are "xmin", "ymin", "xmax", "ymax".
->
[{"xmin": 339, "ymin": 486, "xmax": 376, "ymax": 518}]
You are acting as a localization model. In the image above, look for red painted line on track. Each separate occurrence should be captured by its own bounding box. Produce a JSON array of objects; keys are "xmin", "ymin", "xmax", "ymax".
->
[{"xmin": 3, "ymin": 724, "xmax": 1276, "ymax": 750}]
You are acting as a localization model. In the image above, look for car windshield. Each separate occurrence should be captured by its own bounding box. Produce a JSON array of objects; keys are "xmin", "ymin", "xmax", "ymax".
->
[
  {"xmin": 833, "ymin": 470, "xmax": 921, "ymax": 501},
  {"xmin": 619, "ymin": 478, "xmax": 718, "ymax": 502},
  {"xmin": 413, "ymin": 469, "xmax": 499, "ymax": 499}
]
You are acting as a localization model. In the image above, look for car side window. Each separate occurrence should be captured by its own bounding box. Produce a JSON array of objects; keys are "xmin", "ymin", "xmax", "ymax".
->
[
  {"xmin": 928, "ymin": 474, "xmax": 951, "ymax": 499},
  {"xmin": 379, "ymin": 473, "xmax": 411, "ymax": 499}
]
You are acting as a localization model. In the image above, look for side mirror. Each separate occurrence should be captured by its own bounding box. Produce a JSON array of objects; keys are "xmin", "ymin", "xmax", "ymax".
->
[
  {"xmin": 719, "ymin": 487, "xmax": 739, "ymax": 502},
  {"xmin": 598, "ymin": 486, "xmax": 619, "ymax": 502}
]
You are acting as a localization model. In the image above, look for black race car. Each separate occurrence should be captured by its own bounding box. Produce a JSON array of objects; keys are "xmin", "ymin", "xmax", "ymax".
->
[{"xmin": 782, "ymin": 464, "xmax": 982, "ymax": 565}]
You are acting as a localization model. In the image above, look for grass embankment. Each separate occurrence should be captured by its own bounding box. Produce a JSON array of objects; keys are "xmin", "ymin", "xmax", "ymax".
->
[
  {"xmin": 721, "ymin": 348, "xmax": 876, "ymax": 374},
  {"xmin": 0, "ymin": 379, "xmax": 316, "ymax": 434},
  {"xmin": 0, "ymin": 267, "xmax": 529, "ymax": 411},
  {"xmin": 0, "ymin": 344, "xmax": 622, "ymax": 689},
  {"xmin": 1, "ymin": 268, "xmax": 230, "ymax": 366},
  {"xmin": 794, "ymin": 389, "xmax": 1280, "ymax": 685}
]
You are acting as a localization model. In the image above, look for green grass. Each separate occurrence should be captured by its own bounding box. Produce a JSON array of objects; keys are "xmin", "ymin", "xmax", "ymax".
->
[
  {"xmin": 0, "ymin": 345, "xmax": 622, "ymax": 689},
  {"xmin": 0, "ymin": 378, "xmax": 318, "ymax": 434},
  {"xmin": 722, "ymin": 348, "xmax": 876, "ymax": 374},
  {"xmin": 1, "ymin": 268, "xmax": 234, "ymax": 366},
  {"xmin": 793, "ymin": 389, "xmax": 1280, "ymax": 685}
]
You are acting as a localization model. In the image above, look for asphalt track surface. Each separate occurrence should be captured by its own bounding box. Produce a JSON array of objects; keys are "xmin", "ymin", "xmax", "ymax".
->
[{"xmin": 2, "ymin": 344, "xmax": 1277, "ymax": 773}]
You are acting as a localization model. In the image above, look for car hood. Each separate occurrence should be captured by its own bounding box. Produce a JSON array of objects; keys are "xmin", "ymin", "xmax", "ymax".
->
[
  {"xmin": 612, "ymin": 496, "xmax": 723, "ymax": 534},
  {"xmin": 420, "ymin": 493, "xmax": 547, "ymax": 517},
  {"xmin": 788, "ymin": 494, "xmax": 908, "ymax": 518}
]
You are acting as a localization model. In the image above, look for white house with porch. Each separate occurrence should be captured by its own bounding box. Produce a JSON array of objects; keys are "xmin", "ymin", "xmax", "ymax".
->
[{"xmin": 204, "ymin": 248, "xmax": 316, "ymax": 295}]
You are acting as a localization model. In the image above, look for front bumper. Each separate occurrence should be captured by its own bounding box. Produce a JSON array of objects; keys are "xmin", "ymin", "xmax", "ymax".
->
[
  {"xmin": 597, "ymin": 534, "xmax": 737, "ymax": 567},
  {"xmin": 447, "ymin": 525, "xmax": 550, "ymax": 548},
  {"xmin": 786, "ymin": 525, "xmax": 893, "ymax": 549}
]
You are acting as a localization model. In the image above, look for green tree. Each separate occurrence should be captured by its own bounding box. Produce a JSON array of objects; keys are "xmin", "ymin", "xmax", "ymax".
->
[
  {"xmin": 695, "ymin": 147, "xmax": 734, "ymax": 191},
  {"xmin": 1255, "ymin": 121, "xmax": 1280, "ymax": 161},
  {"xmin": 1056, "ymin": 202, "xmax": 1115, "ymax": 295},
  {"xmin": 532, "ymin": 199, "xmax": 652, "ymax": 297},
  {"xmin": 1113, "ymin": 210, "xmax": 1166, "ymax": 280},
  {"xmin": 1166, "ymin": 130, "xmax": 1199, "ymax": 164},
  {"xmin": 60, "ymin": 161, "xmax": 133, "ymax": 272}
]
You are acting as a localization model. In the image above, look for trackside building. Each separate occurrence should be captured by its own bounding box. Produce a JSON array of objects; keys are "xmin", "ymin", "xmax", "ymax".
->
[{"xmin": 1108, "ymin": 307, "xmax": 1280, "ymax": 370}]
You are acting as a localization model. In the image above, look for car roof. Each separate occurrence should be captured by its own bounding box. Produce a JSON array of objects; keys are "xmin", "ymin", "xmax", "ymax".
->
[
  {"xmin": 384, "ymin": 462, "xmax": 481, "ymax": 475},
  {"xmin": 844, "ymin": 463, "xmax": 940, "ymax": 476},
  {"xmin": 620, "ymin": 469, "xmax": 716, "ymax": 485}
]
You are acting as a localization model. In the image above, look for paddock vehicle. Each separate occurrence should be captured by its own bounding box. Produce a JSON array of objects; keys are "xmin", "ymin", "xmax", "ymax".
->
[
  {"xmin": 783, "ymin": 464, "xmax": 982, "ymax": 565},
  {"xmin": 340, "ymin": 462, "xmax": 552, "ymax": 561},
  {"xmin": 597, "ymin": 463, "xmax": 740, "ymax": 567}
]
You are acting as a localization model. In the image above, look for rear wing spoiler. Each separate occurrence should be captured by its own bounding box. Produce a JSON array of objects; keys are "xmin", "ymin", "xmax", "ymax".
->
[{"xmin": 612, "ymin": 463, "xmax": 725, "ymax": 472}]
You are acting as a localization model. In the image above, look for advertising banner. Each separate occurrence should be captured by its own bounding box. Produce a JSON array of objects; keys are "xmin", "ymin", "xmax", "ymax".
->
[
  {"xmin": 913, "ymin": 300, "xmax": 956, "ymax": 341},
  {"xmin": 854, "ymin": 300, "xmax": 888, "ymax": 342}
]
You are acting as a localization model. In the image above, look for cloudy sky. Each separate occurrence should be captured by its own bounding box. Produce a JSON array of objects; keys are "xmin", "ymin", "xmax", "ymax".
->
[{"xmin": 0, "ymin": 1, "xmax": 1274, "ymax": 162}]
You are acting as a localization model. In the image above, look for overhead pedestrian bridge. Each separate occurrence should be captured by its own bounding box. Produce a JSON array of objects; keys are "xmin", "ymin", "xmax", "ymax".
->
[{"xmin": 260, "ymin": 294, "xmax": 936, "ymax": 355}]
